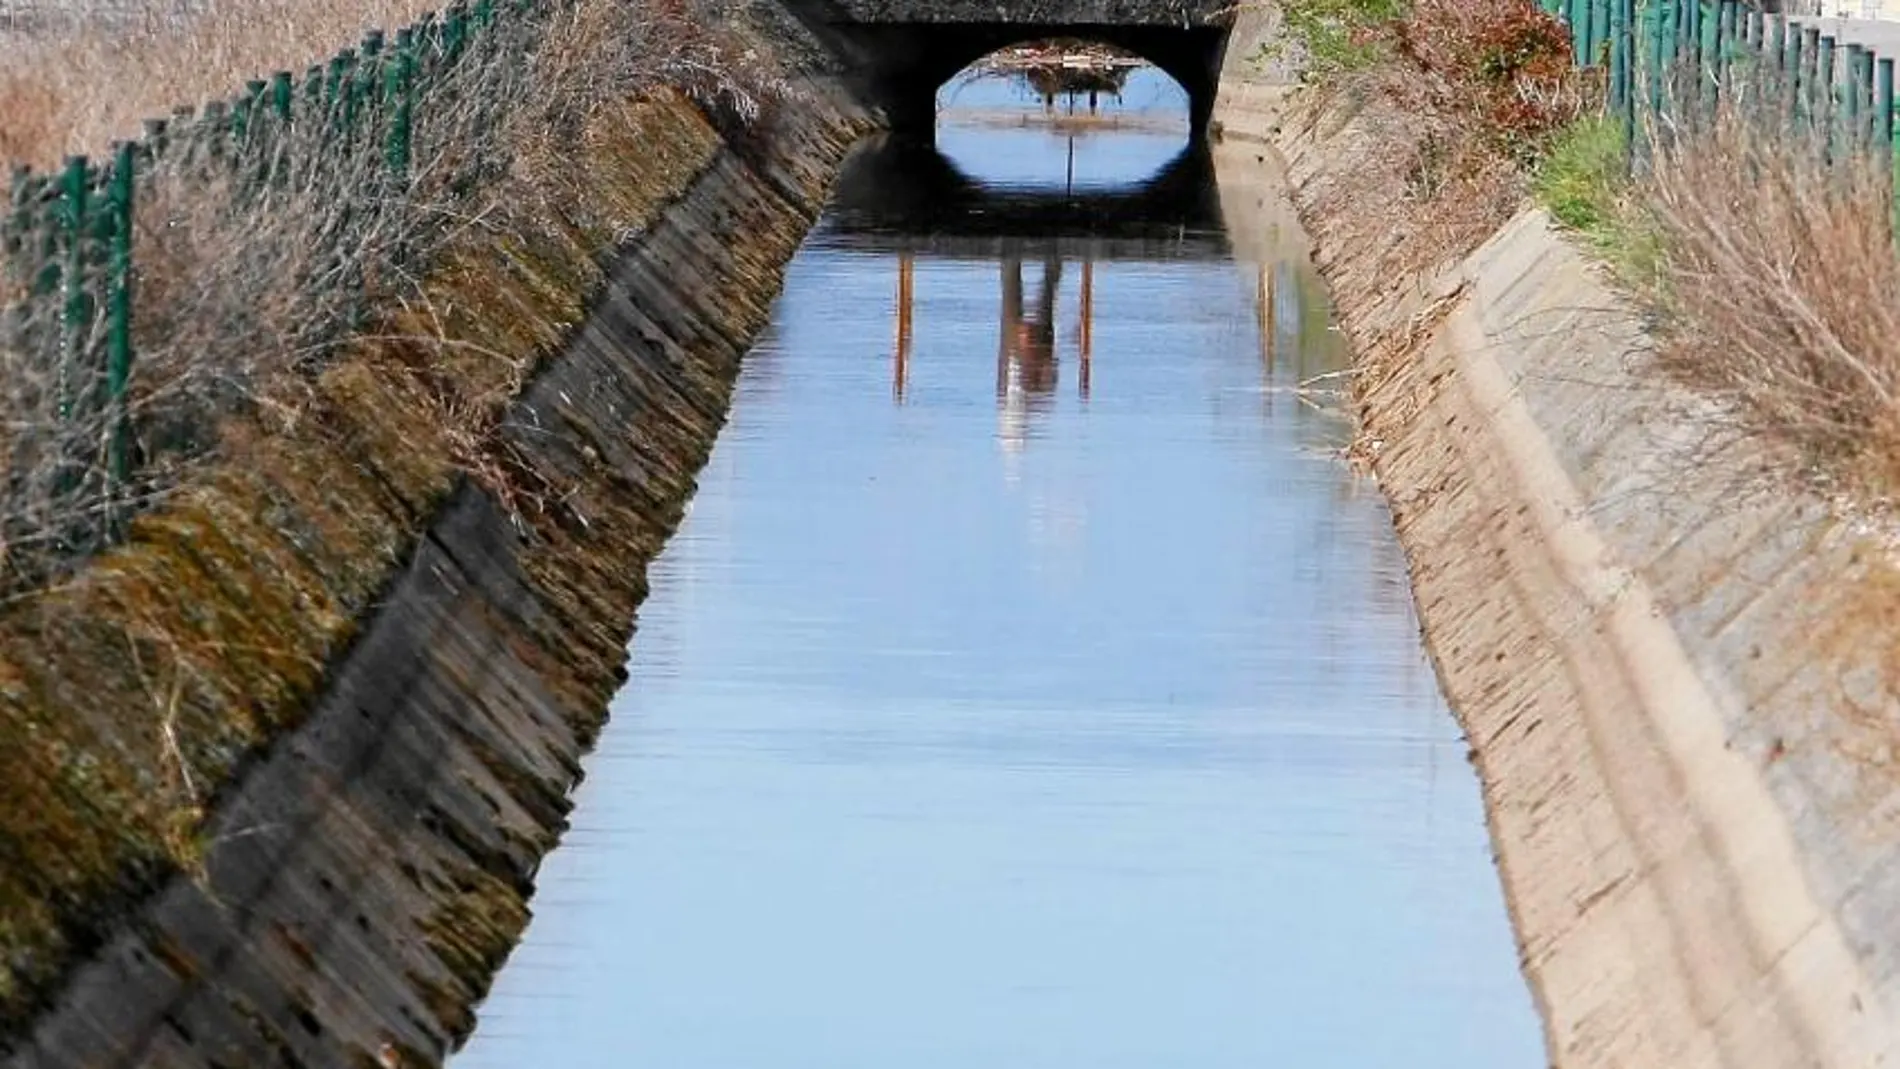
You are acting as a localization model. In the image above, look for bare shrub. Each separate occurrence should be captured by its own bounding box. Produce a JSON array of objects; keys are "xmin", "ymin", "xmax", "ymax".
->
[
  {"xmin": 1394, "ymin": 0, "xmax": 1595, "ymax": 163},
  {"xmin": 1637, "ymin": 83, "xmax": 1900, "ymax": 496},
  {"xmin": 1297, "ymin": 0, "xmax": 1595, "ymax": 299},
  {"xmin": 0, "ymin": 0, "xmax": 796, "ymax": 596}
]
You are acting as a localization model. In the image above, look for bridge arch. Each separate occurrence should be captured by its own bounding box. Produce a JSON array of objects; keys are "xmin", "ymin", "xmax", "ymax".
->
[{"xmin": 823, "ymin": 22, "xmax": 1230, "ymax": 139}]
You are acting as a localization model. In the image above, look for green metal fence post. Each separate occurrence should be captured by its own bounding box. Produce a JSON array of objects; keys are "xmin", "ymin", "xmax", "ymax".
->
[
  {"xmin": 388, "ymin": 27, "xmax": 414, "ymax": 189},
  {"xmin": 1878, "ymin": 55, "xmax": 1896, "ymax": 236},
  {"xmin": 267, "ymin": 70, "xmax": 295, "ymax": 184},
  {"xmin": 1881, "ymin": 56, "xmax": 1895, "ymax": 157},
  {"xmin": 1848, "ymin": 43, "xmax": 1864, "ymax": 148},
  {"xmin": 360, "ymin": 29, "xmax": 386, "ymax": 139},
  {"xmin": 56, "ymin": 156, "xmax": 89, "ymax": 423},
  {"xmin": 332, "ymin": 50, "xmax": 357, "ymax": 137},
  {"xmin": 1819, "ymin": 34, "xmax": 1837, "ymax": 157},
  {"xmin": 1590, "ymin": 0, "xmax": 1610, "ymax": 66},
  {"xmin": 445, "ymin": 2, "xmax": 467, "ymax": 62},
  {"xmin": 1617, "ymin": 0, "xmax": 1635, "ymax": 171},
  {"xmin": 1710, "ymin": 0, "xmax": 1730, "ymax": 114},
  {"xmin": 105, "ymin": 141, "xmax": 134, "ymax": 502},
  {"xmin": 1611, "ymin": 0, "xmax": 1629, "ymax": 112},
  {"xmin": 1685, "ymin": 0, "xmax": 1700, "ymax": 75},
  {"xmin": 270, "ymin": 70, "xmax": 293, "ymax": 123},
  {"xmin": 1669, "ymin": 0, "xmax": 1689, "ymax": 116},
  {"xmin": 1648, "ymin": 0, "xmax": 1666, "ymax": 122},
  {"xmin": 343, "ymin": 49, "xmax": 365, "ymax": 148},
  {"xmin": 1865, "ymin": 49, "xmax": 1879, "ymax": 153},
  {"xmin": 1801, "ymin": 27, "xmax": 1821, "ymax": 134},
  {"xmin": 1860, "ymin": 45, "xmax": 1876, "ymax": 153}
]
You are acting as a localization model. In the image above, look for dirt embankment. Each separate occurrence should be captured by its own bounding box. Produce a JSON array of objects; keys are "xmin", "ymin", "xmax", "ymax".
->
[
  {"xmin": 1216, "ymin": 46, "xmax": 1900, "ymax": 1069},
  {"xmin": 0, "ymin": 34, "xmax": 871, "ymax": 1069}
]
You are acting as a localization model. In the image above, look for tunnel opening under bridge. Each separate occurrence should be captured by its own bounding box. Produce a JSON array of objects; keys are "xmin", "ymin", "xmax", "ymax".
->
[{"xmin": 833, "ymin": 23, "xmax": 1229, "ymax": 141}]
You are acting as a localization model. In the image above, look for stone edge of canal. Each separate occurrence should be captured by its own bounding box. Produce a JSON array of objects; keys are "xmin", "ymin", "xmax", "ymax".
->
[{"xmin": 1214, "ymin": 14, "xmax": 1900, "ymax": 1068}]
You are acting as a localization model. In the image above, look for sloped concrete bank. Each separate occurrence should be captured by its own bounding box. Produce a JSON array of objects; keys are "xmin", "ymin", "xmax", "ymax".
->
[
  {"xmin": 1216, "ymin": 83, "xmax": 1900, "ymax": 1068},
  {"xmin": 1, "ymin": 80, "xmax": 869, "ymax": 1069}
]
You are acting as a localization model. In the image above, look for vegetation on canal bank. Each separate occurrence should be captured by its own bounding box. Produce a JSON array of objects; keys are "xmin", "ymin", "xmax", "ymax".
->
[
  {"xmin": 1280, "ymin": 0, "xmax": 1900, "ymax": 504},
  {"xmin": 1269, "ymin": 0, "xmax": 1595, "ymax": 279},
  {"xmin": 0, "ymin": 0, "xmax": 830, "ymax": 1040},
  {"xmin": 1538, "ymin": 94, "xmax": 1900, "ymax": 501}
]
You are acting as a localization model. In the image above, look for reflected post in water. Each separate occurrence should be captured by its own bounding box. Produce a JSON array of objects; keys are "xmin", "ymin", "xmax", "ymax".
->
[
  {"xmin": 1079, "ymin": 257, "xmax": 1093, "ymax": 401},
  {"xmin": 911, "ymin": 241, "xmax": 1095, "ymax": 417},
  {"xmin": 995, "ymin": 249, "xmax": 1066, "ymax": 448},
  {"xmin": 894, "ymin": 251, "xmax": 914, "ymax": 403}
]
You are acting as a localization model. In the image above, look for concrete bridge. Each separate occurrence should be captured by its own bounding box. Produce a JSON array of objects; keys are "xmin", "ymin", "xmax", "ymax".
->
[{"xmin": 784, "ymin": 0, "xmax": 1235, "ymax": 136}]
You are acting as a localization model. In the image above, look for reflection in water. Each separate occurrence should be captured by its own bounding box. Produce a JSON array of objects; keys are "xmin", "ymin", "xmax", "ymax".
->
[
  {"xmin": 871, "ymin": 130, "xmax": 1316, "ymax": 448},
  {"xmin": 997, "ymin": 249, "xmax": 1061, "ymax": 449},
  {"xmin": 894, "ymin": 253, "xmax": 914, "ymax": 403},
  {"xmin": 453, "ymin": 67, "xmax": 1541, "ymax": 1069},
  {"xmin": 845, "ymin": 115, "xmax": 1225, "ymax": 448}
]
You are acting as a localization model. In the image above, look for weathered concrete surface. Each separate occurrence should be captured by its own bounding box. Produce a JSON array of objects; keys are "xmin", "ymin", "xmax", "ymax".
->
[
  {"xmin": 1, "ymin": 80, "xmax": 868, "ymax": 1069},
  {"xmin": 1233, "ymin": 75, "xmax": 1900, "ymax": 1068},
  {"xmin": 1208, "ymin": 0, "xmax": 1297, "ymax": 139}
]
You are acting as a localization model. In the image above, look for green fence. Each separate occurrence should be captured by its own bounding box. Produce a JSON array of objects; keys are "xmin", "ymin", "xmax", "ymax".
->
[
  {"xmin": 0, "ymin": 0, "xmax": 549, "ymax": 579},
  {"xmin": 1539, "ymin": 0, "xmax": 1900, "ymax": 165}
]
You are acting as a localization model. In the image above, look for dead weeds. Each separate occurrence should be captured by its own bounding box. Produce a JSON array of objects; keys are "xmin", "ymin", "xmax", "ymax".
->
[{"xmin": 1636, "ymin": 95, "xmax": 1900, "ymax": 502}]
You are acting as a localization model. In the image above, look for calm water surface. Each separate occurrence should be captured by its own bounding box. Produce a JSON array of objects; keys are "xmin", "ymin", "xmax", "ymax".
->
[{"xmin": 454, "ymin": 70, "xmax": 1542, "ymax": 1067}]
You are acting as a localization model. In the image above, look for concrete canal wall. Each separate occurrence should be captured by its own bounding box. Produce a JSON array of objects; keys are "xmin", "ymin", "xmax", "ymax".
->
[
  {"xmin": 18, "ymin": 2, "xmax": 1900, "ymax": 1062},
  {"xmin": 0, "ymin": 21, "xmax": 870, "ymax": 1069},
  {"xmin": 1214, "ymin": 33, "xmax": 1900, "ymax": 1069}
]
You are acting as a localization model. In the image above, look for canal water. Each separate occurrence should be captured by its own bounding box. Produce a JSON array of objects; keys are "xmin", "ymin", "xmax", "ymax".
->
[{"xmin": 453, "ymin": 69, "xmax": 1542, "ymax": 1067}]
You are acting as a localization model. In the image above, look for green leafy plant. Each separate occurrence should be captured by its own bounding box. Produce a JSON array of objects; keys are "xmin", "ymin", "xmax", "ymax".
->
[
  {"xmin": 1532, "ymin": 113, "xmax": 1667, "ymax": 288},
  {"xmin": 1534, "ymin": 113, "xmax": 1626, "ymax": 233},
  {"xmin": 1264, "ymin": 0, "xmax": 1408, "ymax": 77}
]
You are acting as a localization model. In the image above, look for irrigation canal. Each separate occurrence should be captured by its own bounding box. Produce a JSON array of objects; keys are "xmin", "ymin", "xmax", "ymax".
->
[{"xmin": 452, "ymin": 68, "xmax": 1543, "ymax": 1066}]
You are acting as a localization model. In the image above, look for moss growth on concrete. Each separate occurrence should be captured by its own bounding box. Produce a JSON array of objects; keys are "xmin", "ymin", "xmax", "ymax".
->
[
  {"xmin": 0, "ymin": 88, "xmax": 740, "ymax": 1039},
  {"xmin": 418, "ymin": 866, "xmax": 530, "ymax": 1043}
]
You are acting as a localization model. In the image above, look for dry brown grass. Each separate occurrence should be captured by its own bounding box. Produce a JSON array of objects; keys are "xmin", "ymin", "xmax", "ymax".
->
[
  {"xmin": 1, "ymin": 0, "xmax": 447, "ymax": 168},
  {"xmin": 0, "ymin": 0, "xmax": 789, "ymax": 595},
  {"xmin": 1632, "ymin": 84, "xmax": 1900, "ymax": 497},
  {"xmin": 0, "ymin": 0, "xmax": 822, "ymax": 1034}
]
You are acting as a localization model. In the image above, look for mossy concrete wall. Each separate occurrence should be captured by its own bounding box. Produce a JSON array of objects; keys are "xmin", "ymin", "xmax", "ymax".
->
[
  {"xmin": 1, "ymin": 73, "xmax": 869, "ymax": 1069},
  {"xmin": 1217, "ymin": 70, "xmax": 1900, "ymax": 1068}
]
